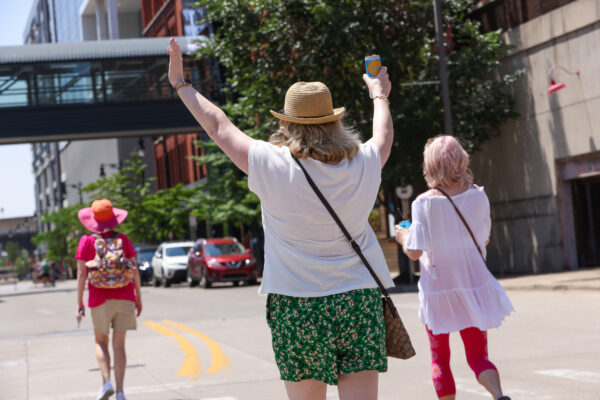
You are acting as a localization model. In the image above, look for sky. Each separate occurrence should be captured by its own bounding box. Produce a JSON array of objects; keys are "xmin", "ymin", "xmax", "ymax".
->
[{"xmin": 0, "ymin": 0, "xmax": 38, "ymax": 218}]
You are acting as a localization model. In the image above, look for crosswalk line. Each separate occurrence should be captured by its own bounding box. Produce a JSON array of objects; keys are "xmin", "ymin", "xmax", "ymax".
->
[{"xmin": 534, "ymin": 368, "xmax": 600, "ymax": 384}]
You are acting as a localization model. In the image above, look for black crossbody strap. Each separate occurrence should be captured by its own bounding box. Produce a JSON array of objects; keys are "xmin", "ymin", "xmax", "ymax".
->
[
  {"xmin": 435, "ymin": 187, "xmax": 486, "ymax": 263},
  {"xmin": 292, "ymin": 156, "xmax": 399, "ymax": 318}
]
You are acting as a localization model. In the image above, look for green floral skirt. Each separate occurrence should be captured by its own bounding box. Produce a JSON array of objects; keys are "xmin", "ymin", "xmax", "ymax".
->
[{"xmin": 266, "ymin": 288, "xmax": 387, "ymax": 385}]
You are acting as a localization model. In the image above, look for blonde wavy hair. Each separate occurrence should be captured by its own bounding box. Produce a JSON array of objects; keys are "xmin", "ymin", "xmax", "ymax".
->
[{"xmin": 269, "ymin": 120, "xmax": 361, "ymax": 163}]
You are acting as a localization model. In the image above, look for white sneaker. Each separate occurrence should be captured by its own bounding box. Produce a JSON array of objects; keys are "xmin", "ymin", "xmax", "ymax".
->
[
  {"xmin": 115, "ymin": 393, "xmax": 127, "ymax": 400},
  {"xmin": 97, "ymin": 381, "xmax": 115, "ymax": 400}
]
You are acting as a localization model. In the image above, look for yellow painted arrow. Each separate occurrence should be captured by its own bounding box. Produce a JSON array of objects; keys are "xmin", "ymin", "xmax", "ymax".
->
[
  {"xmin": 143, "ymin": 321, "xmax": 201, "ymax": 380},
  {"xmin": 163, "ymin": 320, "xmax": 231, "ymax": 374}
]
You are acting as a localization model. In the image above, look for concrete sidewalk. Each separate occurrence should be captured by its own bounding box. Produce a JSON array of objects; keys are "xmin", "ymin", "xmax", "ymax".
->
[
  {"xmin": 3, "ymin": 266, "xmax": 599, "ymax": 296},
  {"xmin": 389, "ymin": 266, "xmax": 600, "ymax": 292},
  {"xmin": 497, "ymin": 266, "xmax": 600, "ymax": 291}
]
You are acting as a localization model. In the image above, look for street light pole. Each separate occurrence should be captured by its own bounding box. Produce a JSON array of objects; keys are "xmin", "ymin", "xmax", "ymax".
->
[
  {"xmin": 138, "ymin": 138, "xmax": 146, "ymax": 186},
  {"xmin": 433, "ymin": 0, "xmax": 453, "ymax": 135},
  {"xmin": 67, "ymin": 183, "xmax": 83, "ymax": 204},
  {"xmin": 99, "ymin": 163, "xmax": 120, "ymax": 177}
]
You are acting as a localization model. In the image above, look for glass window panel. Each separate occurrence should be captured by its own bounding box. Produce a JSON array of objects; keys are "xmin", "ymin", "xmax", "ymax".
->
[
  {"xmin": 102, "ymin": 58, "xmax": 171, "ymax": 102},
  {"xmin": 0, "ymin": 65, "xmax": 35, "ymax": 108},
  {"xmin": 36, "ymin": 62, "xmax": 96, "ymax": 105}
]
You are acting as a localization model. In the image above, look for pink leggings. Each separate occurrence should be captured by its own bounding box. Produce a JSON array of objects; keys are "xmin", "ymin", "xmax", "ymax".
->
[{"xmin": 426, "ymin": 326, "xmax": 497, "ymax": 398}]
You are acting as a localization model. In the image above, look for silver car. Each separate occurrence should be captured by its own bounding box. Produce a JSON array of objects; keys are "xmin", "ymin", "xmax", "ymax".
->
[{"xmin": 151, "ymin": 241, "xmax": 194, "ymax": 287}]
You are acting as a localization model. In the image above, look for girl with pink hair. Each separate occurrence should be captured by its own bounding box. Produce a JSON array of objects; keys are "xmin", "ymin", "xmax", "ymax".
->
[{"xmin": 395, "ymin": 135, "xmax": 513, "ymax": 400}]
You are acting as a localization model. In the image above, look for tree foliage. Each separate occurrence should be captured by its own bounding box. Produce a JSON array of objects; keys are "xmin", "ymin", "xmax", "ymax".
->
[
  {"xmin": 32, "ymin": 205, "xmax": 83, "ymax": 263},
  {"xmin": 4, "ymin": 241, "xmax": 20, "ymax": 265},
  {"xmin": 195, "ymin": 0, "xmax": 520, "ymax": 202},
  {"xmin": 33, "ymin": 152, "xmax": 201, "ymax": 262},
  {"xmin": 189, "ymin": 136, "xmax": 260, "ymax": 233},
  {"xmin": 15, "ymin": 249, "xmax": 32, "ymax": 277},
  {"xmin": 83, "ymin": 153, "xmax": 196, "ymax": 243}
]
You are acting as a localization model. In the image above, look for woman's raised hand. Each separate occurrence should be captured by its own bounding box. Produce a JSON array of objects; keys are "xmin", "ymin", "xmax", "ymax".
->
[
  {"xmin": 168, "ymin": 37, "xmax": 185, "ymax": 87},
  {"xmin": 363, "ymin": 66, "xmax": 391, "ymax": 98}
]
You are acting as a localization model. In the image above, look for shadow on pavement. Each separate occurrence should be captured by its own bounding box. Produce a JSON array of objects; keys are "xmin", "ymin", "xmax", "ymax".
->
[{"xmin": 89, "ymin": 363, "xmax": 146, "ymax": 372}]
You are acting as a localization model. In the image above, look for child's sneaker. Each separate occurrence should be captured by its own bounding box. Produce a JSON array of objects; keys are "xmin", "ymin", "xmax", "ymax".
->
[
  {"xmin": 116, "ymin": 392, "xmax": 127, "ymax": 400},
  {"xmin": 97, "ymin": 382, "xmax": 115, "ymax": 400}
]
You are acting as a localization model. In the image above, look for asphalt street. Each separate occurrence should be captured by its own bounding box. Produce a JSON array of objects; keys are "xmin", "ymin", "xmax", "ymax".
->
[{"xmin": 0, "ymin": 269, "xmax": 599, "ymax": 400}]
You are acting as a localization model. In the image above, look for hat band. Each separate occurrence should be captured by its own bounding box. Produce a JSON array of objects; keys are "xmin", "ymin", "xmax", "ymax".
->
[
  {"xmin": 93, "ymin": 210, "xmax": 114, "ymax": 222},
  {"xmin": 280, "ymin": 110, "xmax": 334, "ymax": 119}
]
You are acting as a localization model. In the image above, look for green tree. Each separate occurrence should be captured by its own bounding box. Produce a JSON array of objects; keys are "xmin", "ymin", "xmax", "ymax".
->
[
  {"xmin": 83, "ymin": 152, "xmax": 196, "ymax": 243},
  {"xmin": 5, "ymin": 241, "xmax": 21, "ymax": 266},
  {"xmin": 189, "ymin": 138, "xmax": 260, "ymax": 238},
  {"xmin": 15, "ymin": 249, "xmax": 31, "ymax": 277},
  {"xmin": 195, "ymin": 0, "xmax": 520, "ymax": 205},
  {"xmin": 32, "ymin": 205, "xmax": 83, "ymax": 263}
]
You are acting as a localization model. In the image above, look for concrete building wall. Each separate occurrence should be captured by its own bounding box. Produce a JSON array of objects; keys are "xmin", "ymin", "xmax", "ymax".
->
[
  {"xmin": 81, "ymin": 15, "xmax": 97, "ymax": 41},
  {"xmin": 118, "ymin": 12, "xmax": 142, "ymax": 38},
  {"xmin": 470, "ymin": 0, "xmax": 600, "ymax": 273},
  {"xmin": 53, "ymin": 0, "xmax": 85, "ymax": 42},
  {"xmin": 59, "ymin": 137, "xmax": 156, "ymax": 207},
  {"xmin": 59, "ymin": 139, "xmax": 120, "ymax": 206},
  {"xmin": 116, "ymin": 136, "xmax": 157, "ymax": 192}
]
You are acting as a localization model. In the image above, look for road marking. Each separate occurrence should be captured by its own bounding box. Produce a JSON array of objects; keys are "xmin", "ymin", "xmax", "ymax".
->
[
  {"xmin": 453, "ymin": 379, "xmax": 489, "ymax": 397},
  {"xmin": 326, "ymin": 385, "xmax": 339, "ymax": 398},
  {"xmin": 163, "ymin": 319, "xmax": 231, "ymax": 374},
  {"xmin": 432, "ymin": 379, "xmax": 556, "ymax": 400},
  {"xmin": 534, "ymin": 368, "xmax": 600, "ymax": 383},
  {"xmin": 35, "ymin": 308, "xmax": 56, "ymax": 315},
  {"xmin": 143, "ymin": 321, "xmax": 201, "ymax": 380},
  {"xmin": 0, "ymin": 360, "xmax": 26, "ymax": 368}
]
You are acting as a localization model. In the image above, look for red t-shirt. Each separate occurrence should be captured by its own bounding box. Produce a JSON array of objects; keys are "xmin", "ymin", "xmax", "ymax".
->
[{"xmin": 76, "ymin": 232, "xmax": 137, "ymax": 308}]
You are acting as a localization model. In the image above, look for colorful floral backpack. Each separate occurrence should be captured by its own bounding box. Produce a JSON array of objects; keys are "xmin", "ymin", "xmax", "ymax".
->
[{"xmin": 86, "ymin": 233, "xmax": 135, "ymax": 288}]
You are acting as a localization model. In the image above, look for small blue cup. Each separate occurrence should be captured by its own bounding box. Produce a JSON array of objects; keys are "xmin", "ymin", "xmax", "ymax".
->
[{"xmin": 398, "ymin": 220, "xmax": 412, "ymax": 228}]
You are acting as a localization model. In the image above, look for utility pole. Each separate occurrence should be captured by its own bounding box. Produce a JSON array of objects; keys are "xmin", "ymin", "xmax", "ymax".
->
[
  {"xmin": 53, "ymin": 142, "xmax": 64, "ymax": 208},
  {"xmin": 433, "ymin": 0, "xmax": 453, "ymax": 135}
]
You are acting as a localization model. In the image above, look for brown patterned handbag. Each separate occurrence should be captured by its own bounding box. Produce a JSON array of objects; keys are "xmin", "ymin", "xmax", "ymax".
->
[{"xmin": 293, "ymin": 157, "xmax": 416, "ymax": 360}]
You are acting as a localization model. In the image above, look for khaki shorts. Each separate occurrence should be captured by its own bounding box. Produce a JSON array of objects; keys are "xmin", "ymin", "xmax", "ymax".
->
[{"xmin": 91, "ymin": 299, "xmax": 137, "ymax": 335}]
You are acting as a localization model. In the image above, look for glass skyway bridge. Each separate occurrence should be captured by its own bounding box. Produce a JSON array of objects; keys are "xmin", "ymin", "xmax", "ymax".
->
[{"xmin": 0, "ymin": 36, "xmax": 218, "ymax": 144}]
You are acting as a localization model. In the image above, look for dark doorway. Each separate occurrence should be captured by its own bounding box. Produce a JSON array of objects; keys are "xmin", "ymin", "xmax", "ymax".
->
[{"xmin": 572, "ymin": 177, "xmax": 600, "ymax": 267}]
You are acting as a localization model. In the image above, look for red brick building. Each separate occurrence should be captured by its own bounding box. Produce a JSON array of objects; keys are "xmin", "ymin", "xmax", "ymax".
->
[
  {"xmin": 141, "ymin": 0, "xmax": 211, "ymax": 189},
  {"xmin": 469, "ymin": 0, "xmax": 577, "ymax": 32}
]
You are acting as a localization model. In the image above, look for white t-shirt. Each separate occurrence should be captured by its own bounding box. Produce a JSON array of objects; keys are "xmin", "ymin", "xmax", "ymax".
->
[
  {"xmin": 248, "ymin": 139, "xmax": 394, "ymax": 297},
  {"xmin": 406, "ymin": 186, "xmax": 514, "ymax": 334}
]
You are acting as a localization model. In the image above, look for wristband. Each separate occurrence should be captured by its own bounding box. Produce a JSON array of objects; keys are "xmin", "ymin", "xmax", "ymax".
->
[
  {"xmin": 173, "ymin": 79, "xmax": 192, "ymax": 91},
  {"xmin": 373, "ymin": 95, "xmax": 390, "ymax": 105}
]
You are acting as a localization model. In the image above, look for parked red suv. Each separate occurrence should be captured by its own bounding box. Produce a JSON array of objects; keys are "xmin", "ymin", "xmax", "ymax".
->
[{"xmin": 187, "ymin": 237, "xmax": 258, "ymax": 288}]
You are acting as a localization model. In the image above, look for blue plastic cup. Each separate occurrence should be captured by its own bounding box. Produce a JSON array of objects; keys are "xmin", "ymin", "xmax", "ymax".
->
[{"xmin": 398, "ymin": 220, "xmax": 412, "ymax": 229}]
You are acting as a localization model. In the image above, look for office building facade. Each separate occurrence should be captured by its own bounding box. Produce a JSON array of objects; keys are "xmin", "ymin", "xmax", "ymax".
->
[
  {"xmin": 469, "ymin": 0, "xmax": 599, "ymax": 273},
  {"xmin": 23, "ymin": 0, "xmax": 156, "ymax": 232}
]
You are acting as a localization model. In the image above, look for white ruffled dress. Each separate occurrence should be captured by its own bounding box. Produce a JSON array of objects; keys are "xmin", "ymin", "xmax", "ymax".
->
[{"xmin": 405, "ymin": 186, "xmax": 514, "ymax": 335}]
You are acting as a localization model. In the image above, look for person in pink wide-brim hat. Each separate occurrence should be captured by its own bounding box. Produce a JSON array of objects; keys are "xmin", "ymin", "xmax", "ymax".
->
[
  {"xmin": 75, "ymin": 199, "xmax": 142, "ymax": 400},
  {"xmin": 77, "ymin": 198, "xmax": 128, "ymax": 234}
]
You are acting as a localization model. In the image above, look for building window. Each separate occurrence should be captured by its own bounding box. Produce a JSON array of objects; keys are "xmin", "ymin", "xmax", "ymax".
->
[{"xmin": 469, "ymin": 0, "xmax": 577, "ymax": 33}]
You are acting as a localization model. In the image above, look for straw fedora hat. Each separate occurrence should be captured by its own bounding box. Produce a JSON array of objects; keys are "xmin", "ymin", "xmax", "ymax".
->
[
  {"xmin": 270, "ymin": 82, "xmax": 345, "ymax": 125},
  {"xmin": 78, "ymin": 199, "xmax": 128, "ymax": 234}
]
